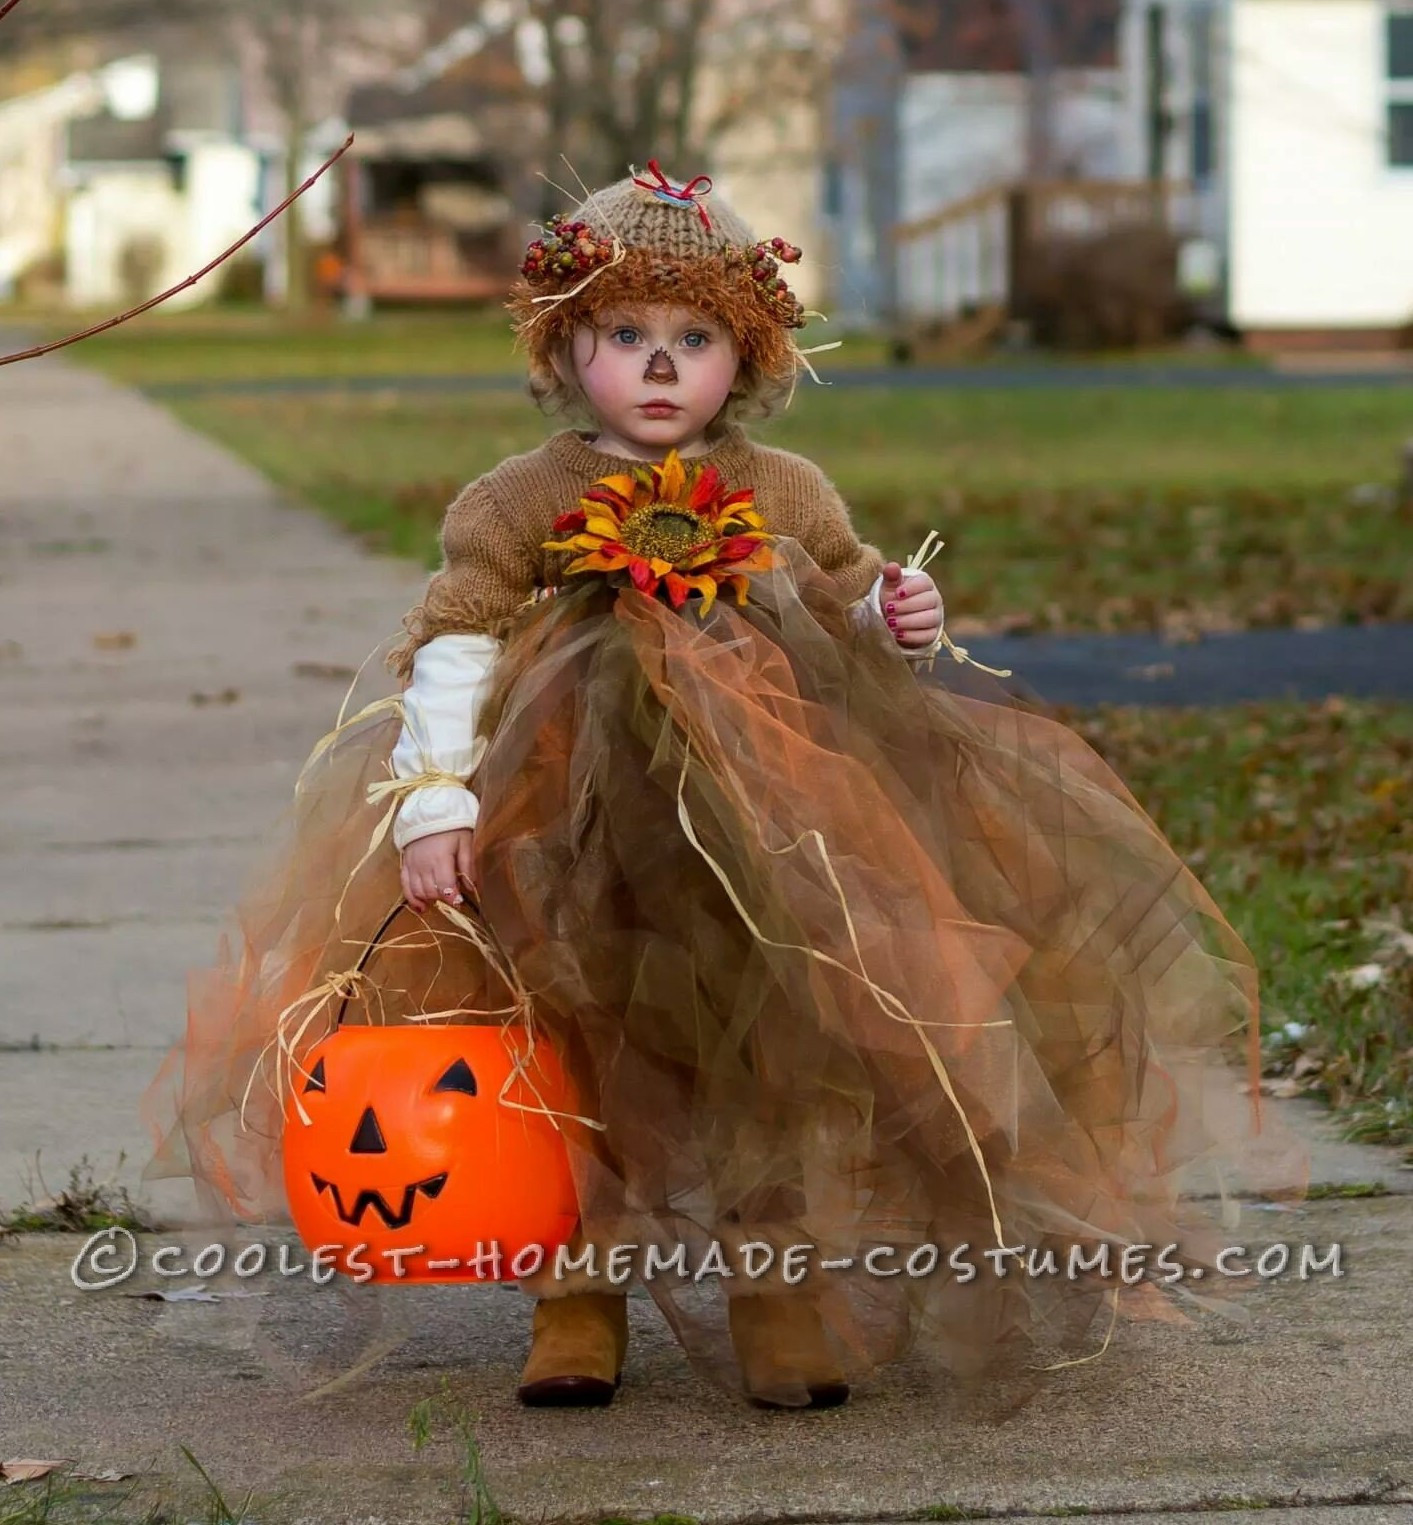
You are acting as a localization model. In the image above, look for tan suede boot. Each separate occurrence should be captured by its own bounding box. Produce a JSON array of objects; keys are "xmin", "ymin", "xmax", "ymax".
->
[
  {"xmin": 516, "ymin": 1292, "xmax": 629, "ymax": 1407},
  {"xmin": 728, "ymin": 1293, "xmax": 850, "ymax": 1409}
]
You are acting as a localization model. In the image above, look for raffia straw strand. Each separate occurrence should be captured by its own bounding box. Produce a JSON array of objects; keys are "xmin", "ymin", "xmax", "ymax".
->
[
  {"xmin": 241, "ymin": 908, "xmax": 558, "ymax": 1137},
  {"xmin": 904, "ymin": 528, "xmax": 1014, "ymax": 679},
  {"xmin": 296, "ymin": 694, "xmax": 405, "ymax": 796},
  {"xmin": 336, "ymin": 633, "xmax": 403, "ymax": 733},
  {"xmin": 672, "ymin": 738, "xmax": 1010, "ymax": 1250},
  {"xmin": 520, "ymin": 156, "xmax": 637, "ymax": 337},
  {"xmin": 433, "ymin": 900, "xmax": 607, "ymax": 1133},
  {"xmin": 1038, "ymin": 1283, "xmax": 1122, "ymax": 1370},
  {"xmin": 239, "ymin": 966, "xmax": 372, "ymax": 1132},
  {"xmin": 327, "ymin": 765, "xmax": 471, "ymax": 926}
]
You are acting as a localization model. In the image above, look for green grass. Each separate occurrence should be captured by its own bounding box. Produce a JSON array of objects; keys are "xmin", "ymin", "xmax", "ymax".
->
[
  {"xmin": 163, "ymin": 384, "xmax": 1413, "ymax": 633},
  {"xmin": 36, "ymin": 306, "xmax": 884, "ymax": 384},
  {"xmin": 38, "ymin": 307, "xmax": 522, "ymax": 384},
  {"xmin": 1067, "ymin": 696, "xmax": 1413, "ymax": 1152},
  {"xmin": 0, "ymin": 1446, "xmax": 266, "ymax": 1525},
  {"xmin": 0, "ymin": 1155, "xmax": 156, "ymax": 1237},
  {"xmin": 41, "ymin": 304, "xmax": 1256, "ymax": 388},
  {"xmin": 77, "ymin": 330, "xmax": 1413, "ymax": 1143},
  {"xmin": 408, "ymin": 1382, "xmax": 502, "ymax": 1525}
]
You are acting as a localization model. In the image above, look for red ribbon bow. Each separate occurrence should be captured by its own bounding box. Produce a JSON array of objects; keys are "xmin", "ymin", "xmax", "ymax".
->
[{"xmin": 631, "ymin": 159, "xmax": 714, "ymax": 232}]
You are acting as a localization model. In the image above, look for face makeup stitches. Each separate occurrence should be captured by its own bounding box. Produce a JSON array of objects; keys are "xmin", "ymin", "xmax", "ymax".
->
[{"xmin": 556, "ymin": 305, "xmax": 741, "ymax": 461}]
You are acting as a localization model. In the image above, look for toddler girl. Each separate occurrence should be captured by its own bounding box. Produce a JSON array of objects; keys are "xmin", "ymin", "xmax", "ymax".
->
[{"xmin": 143, "ymin": 163, "xmax": 1305, "ymax": 1413}]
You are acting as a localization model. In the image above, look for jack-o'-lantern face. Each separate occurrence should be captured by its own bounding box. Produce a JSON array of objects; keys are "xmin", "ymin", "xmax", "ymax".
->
[
  {"xmin": 282, "ymin": 1026, "xmax": 580, "ymax": 1283},
  {"xmin": 306, "ymin": 1051, "xmax": 475, "ymax": 1228}
]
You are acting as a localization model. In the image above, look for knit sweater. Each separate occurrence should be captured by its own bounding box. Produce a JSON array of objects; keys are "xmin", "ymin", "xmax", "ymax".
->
[{"xmin": 392, "ymin": 422, "xmax": 887, "ymax": 669}]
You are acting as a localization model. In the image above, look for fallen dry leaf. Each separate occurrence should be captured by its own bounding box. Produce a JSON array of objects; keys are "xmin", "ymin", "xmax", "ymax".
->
[
  {"xmin": 292, "ymin": 661, "xmax": 358, "ymax": 683},
  {"xmin": 1, "ymin": 1460, "xmax": 72, "ymax": 1484},
  {"xmin": 120, "ymin": 1283, "xmax": 265, "ymax": 1302},
  {"xmin": 1328, "ymin": 962, "xmax": 1388, "ymax": 992},
  {"xmin": 91, "ymin": 631, "xmax": 136, "ymax": 651}
]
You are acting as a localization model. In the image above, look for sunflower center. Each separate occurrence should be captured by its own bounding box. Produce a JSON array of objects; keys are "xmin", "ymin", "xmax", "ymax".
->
[{"xmin": 618, "ymin": 504, "xmax": 711, "ymax": 564}]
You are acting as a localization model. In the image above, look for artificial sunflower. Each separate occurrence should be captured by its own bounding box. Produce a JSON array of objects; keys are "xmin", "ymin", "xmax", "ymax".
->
[{"xmin": 542, "ymin": 449, "xmax": 775, "ymax": 616}]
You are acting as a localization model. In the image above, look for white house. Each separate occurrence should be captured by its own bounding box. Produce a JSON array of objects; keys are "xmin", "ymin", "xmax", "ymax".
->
[
  {"xmin": 848, "ymin": 0, "xmax": 1413, "ymax": 348},
  {"xmin": 64, "ymin": 55, "xmax": 264, "ymax": 311},
  {"xmin": 0, "ymin": 64, "xmax": 131, "ymax": 300},
  {"xmin": 1120, "ymin": 0, "xmax": 1413, "ymax": 347},
  {"xmin": 898, "ymin": 10, "xmax": 1127, "ymax": 223},
  {"xmin": 1226, "ymin": 0, "xmax": 1413, "ymax": 346},
  {"xmin": 836, "ymin": 0, "xmax": 1131, "ymax": 328}
]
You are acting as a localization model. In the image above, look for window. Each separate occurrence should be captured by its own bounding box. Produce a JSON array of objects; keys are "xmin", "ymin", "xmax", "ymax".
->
[
  {"xmin": 1387, "ymin": 12, "xmax": 1413, "ymax": 164},
  {"xmin": 1390, "ymin": 12, "xmax": 1413, "ymax": 77}
]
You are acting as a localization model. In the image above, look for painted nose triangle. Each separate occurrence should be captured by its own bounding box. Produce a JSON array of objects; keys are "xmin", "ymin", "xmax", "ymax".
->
[{"xmin": 350, "ymin": 1106, "xmax": 387, "ymax": 1154}]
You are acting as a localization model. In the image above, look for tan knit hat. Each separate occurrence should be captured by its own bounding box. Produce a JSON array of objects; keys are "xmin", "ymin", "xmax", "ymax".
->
[{"xmin": 505, "ymin": 160, "xmax": 821, "ymax": 392}]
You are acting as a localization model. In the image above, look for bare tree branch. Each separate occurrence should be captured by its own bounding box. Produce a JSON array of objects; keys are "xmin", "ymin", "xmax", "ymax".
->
[
  {"xmin": 0, "ymin": 134, "xmax": 354, "ymax": 367},
  {"xmin": 503, "ymin": 0, "xmax": 839, "ymax": 201}
]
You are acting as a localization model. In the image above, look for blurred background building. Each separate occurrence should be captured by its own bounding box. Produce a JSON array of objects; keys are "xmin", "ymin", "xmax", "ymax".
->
[{"xmin": 1, "ymin": 0, "xmax": 1412, "ymax": 353}]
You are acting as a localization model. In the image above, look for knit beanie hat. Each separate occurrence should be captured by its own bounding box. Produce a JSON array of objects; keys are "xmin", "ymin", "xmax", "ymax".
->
[{"xmin": 505, "ymin": 160, "xmax": 825, "ymax": 395}]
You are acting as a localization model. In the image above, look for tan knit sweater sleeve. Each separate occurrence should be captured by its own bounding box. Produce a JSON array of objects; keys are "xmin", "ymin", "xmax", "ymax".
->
[
  {"xmin": 755, "ymin": 448, "xmax": 886, "ymax": 606},
  {"xmin": 389, "ymin": 473, "xmax": 539, "ymax": 676}
]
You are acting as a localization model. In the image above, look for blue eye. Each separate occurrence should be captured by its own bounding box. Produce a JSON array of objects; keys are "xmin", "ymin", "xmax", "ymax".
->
[
  {"xmin": 684, "ymin": 332, "xmax": 708, "ymax": 348},
  {"xmin": 612, "ymin": 327, "xmax": 639, "ymax": 344}
]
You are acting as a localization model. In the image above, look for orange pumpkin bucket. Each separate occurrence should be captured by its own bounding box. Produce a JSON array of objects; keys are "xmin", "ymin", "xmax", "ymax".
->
[{"xmin": 281, "ymin": 902, "xmax": 581, "ymax": 1284}]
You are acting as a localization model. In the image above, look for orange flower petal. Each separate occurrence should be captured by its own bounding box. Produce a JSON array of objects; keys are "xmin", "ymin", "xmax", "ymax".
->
[
  {"xmin": 687, "ymin": 464, "xmax": 722, "ymax": 512},
  {"xmin": 658, "ymin": 450, "xmax": 686, "ymax": 504},
  {"xmin": 566, "ymin": 550, "xmax": 633, "ymax": 574},
  {"xmin": 731, "ymin": 546, "xmax": 775, "ymax": 574},
  {"xmin": 542, "ymin": 533, "xmax": 609, "ymax": 554},
  {"xmin": 583, "ymin": 515, "xmax": 622, "ymax": 540},
  {"xmin": 715, "ymin": 535, "xmax": 763, "ymax": 563},
  {"xmin": 663, "ymin": 572, "xmax": 691, "ymax": 609},
  {"xmin": 586, "ymin": 475, "xmax": 638, "ymax": 505}
]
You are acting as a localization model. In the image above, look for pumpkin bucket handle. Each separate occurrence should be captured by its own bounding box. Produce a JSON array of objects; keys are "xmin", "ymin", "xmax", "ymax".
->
[{"xmin": 333, "ymin": 895, "xmax": 488, "ymax": 1028}]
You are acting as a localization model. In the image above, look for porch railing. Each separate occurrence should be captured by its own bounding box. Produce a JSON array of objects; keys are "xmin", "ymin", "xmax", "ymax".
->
[{"xmin": 892, "ymin": 178, "xmax": 1196, "ymax": 337}]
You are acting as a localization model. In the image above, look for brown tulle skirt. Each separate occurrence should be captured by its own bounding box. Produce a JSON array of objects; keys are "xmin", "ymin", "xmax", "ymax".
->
[{"xmin": 141, "ymin": 539, "xmax": 1308, "ymax": 1401}]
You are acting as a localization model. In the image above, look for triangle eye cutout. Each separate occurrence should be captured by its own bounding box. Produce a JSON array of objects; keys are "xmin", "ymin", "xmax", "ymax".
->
[
  {"xmin": 433, "ymin": 1058, "xmax": 477, "ymax": 1096},
  {"xmin": 303, "ymin": 1057, "xmax": 327, "ymax": 1094}
]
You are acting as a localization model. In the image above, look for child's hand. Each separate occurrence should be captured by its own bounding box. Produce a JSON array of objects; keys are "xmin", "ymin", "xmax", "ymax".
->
[
  {"xmin": 401, "ymin": 828, "xmax": 476, "ymax": 914},
  {"xmin": 880, "ymin": 563, "xmax": 943, "ymax": 652}
]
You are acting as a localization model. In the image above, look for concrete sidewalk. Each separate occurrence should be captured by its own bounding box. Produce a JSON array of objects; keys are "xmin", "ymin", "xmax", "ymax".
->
[
  {"xmin": 0, "ymin": 1163, "xmax": 1409, "ymax": 1523},
  {"xmin": 1, "ymin": 354, "xmax": 1410, "ymax": 1523},
  {"xmin": 0, "ymin": 351, "xmax": 427, "ymax": 1226}
]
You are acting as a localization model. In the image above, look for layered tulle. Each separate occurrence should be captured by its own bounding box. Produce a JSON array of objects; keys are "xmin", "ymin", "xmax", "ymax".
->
[{"xmin": 141, "ymin": 538, "xmax": 1308, "ymax": 1398}]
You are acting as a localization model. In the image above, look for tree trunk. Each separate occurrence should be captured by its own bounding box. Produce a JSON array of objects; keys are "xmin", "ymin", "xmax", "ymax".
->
[{"xmin": 1007, "ymin": 0, "xmax": 1057, "ymax": 180}]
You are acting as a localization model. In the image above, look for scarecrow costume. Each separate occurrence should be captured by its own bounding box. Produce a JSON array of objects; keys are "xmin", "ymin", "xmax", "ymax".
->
[{"xmin": 141, "ymin": 163, "xmax": 1306, "ymax": 1411}]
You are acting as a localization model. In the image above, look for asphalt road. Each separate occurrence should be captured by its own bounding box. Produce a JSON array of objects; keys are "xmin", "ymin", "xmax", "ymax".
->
[{"xmin": 938, "ymin": 622, "xmax": 1413, "ymax": 708}]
